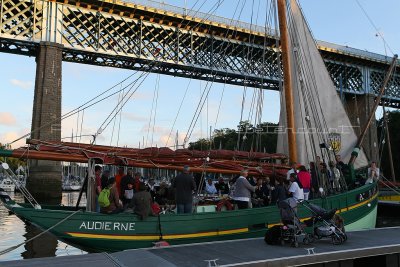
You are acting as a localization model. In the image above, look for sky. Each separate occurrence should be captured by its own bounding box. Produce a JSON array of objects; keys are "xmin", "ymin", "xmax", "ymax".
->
[{"xmin": 0, "ymin": 0, "xmax": 399, "ymax": 150}]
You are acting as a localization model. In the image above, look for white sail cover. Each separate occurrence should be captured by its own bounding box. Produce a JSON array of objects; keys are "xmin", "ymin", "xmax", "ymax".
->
[{"xmin": 277, "ymin": 0, "xmax": 368, "ymax": 168}]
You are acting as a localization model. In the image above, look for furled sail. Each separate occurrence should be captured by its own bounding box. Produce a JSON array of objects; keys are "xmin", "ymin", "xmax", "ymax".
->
[{"xmin": 277, "ymin": 0, "xmax": 368, "ymax": 168}]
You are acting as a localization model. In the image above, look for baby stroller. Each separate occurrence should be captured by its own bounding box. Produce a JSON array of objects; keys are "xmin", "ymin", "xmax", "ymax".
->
[
  {"xmin": 278, "ymin": 198, "xmax": 312, "ymax": 247},
  {"xmin": 302, "ymin": 201, "xmax": 347, "ymax": 245}
]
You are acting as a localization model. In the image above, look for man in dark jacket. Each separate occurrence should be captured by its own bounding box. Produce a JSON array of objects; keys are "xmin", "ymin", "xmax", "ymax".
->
[
  {"xmin": 215, "ymin": 177, "xmax": 229, "ymax": 195},
  {"xmin": 173, "ymin": 165, "xmax": 196, "ymax": 214},
  {"xmin": 120, "ymin": 169, "xmax": 134, "ymax": 206}
]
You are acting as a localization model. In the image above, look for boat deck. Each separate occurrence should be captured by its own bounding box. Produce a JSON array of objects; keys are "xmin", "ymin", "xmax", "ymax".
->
[{"xmin": 3, "ymin": 227, "xmax": 400, "ymax": 267}]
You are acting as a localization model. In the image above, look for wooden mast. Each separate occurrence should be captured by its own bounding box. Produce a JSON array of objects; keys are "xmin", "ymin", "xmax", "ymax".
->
[{"xmin": 277, "ymin": 0, "xmax": 297, "ymax": 163}]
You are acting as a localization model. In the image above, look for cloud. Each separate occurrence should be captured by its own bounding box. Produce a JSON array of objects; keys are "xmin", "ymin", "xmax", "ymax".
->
[
  {"xmin": 0, "ymin": 112, "xmax": 17, "ymax": 126},
  {"xmin": 122, "ymin": 112, "xmax": 147, "ymax": 122},
  {"xmin": 10, "ymin": 79, "xmax": 33, "ymax": 90},
  {"xmin": 0, "ymin": 128, "xmax": 30, "ymax": 149},
  {"xmin": 159, "ymin": 131, "xmax": 188, "ymax": 148}
]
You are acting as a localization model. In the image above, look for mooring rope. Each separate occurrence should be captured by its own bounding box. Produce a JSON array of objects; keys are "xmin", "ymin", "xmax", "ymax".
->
[
  {"xmin": 0, "ymin": 209, "xmax": 82, "ymax": 256},
  {"xmin": 380, "ymin": 175, "xmax": 400, "ymax": 195}
]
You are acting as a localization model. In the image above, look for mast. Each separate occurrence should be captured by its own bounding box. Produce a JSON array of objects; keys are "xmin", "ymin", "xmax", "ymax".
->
[
  {"xmin": 382, "ymin": 106, "xmax": 396, "ymax": 182},
  {"xmin": 277, "ymin": 0, "xmax": 297, "ymax": 163},
  {"xmin": 348, "ymin": 55, "xmax": 398, "ymax": 165}
]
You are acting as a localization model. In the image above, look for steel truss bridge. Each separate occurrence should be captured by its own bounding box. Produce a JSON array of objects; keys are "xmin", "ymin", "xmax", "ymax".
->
[{"xmin": 1, "ymin": 0, "xmax": 399, "ymax": 108}]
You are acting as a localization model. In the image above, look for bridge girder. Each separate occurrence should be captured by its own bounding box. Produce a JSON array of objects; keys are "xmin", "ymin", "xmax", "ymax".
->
[{"xmin": 0, "ymin": 0, "xmax": 399, "ymax": 108}]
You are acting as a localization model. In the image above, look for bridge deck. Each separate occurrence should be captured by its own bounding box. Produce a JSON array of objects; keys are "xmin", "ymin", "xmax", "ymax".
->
[{"xmin": 3, "ymin": 227, "xmax": 400, "ymax": 266}]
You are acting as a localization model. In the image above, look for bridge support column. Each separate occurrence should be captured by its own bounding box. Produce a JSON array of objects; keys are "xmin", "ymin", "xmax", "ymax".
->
[
  {"xmin": 27, "ymin": 42, "xmax": 63, "ymax": 204},
  {"xmin": 345, "ymin": 94, "xmax": 379, "ymax": 164}
]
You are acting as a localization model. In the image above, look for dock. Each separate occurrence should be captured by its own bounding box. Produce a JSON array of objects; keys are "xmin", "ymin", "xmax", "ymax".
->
[{"xmin": 2, "ymin": 227, "xmax": 400, "ymax": 267}]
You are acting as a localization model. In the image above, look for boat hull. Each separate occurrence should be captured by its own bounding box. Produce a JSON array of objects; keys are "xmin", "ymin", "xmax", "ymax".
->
[
  {"xmin": 0, "ymin": 183, "xmax": 378, "ymax": 252},
  {"xmin": 62, "ymin": 185, "xmax": 82, "ymax": 191},
  {"xmin": 0, "ymin": 185, "xmax": 15, "ymax": 192},
  {"xmin": 378, "ymin": 189, "xmax": 400, "ymax": 206}
]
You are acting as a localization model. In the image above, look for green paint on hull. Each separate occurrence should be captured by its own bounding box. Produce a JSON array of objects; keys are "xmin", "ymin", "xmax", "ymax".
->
[
  {"xmin": 0, "ymin": 183, "xmax": 379, "ymax": 252},
  {"xmin": 345, "ymin": 205, "xmax": 377, "ymax": 231}
]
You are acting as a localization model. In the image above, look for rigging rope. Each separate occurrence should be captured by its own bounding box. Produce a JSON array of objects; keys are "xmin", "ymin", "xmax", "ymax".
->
[
  {"xmin": 0, "ymin": 209, "xmax": 82, "ymax": 256},
  {"xmin": 165, "ymin": 78, "xmax": 192, "ymax": 147},
  {"xmin": 110, "ymin": 87, "xmax": 123, "ymax": 146},
  {"xmin": 286, "ymin": 3, "xmax": 335, "ymax": 166},
  {"xmin": 354, "ymin": 0, "xmax": 395, "ymax": 56},
  {"xmin": 182, "ymin": 0, "xmax": 265, "ymax": 148},
  {"xmin": 7, "ymin": 0, "xmax": 229, "ymax": 148},
  {"xmin": 151, "ymin": 74, "xmax": 161, "ymax": 147},
  {"xmin": 7, "ymin": 71, "xmax": 140, "ymax": 146}
]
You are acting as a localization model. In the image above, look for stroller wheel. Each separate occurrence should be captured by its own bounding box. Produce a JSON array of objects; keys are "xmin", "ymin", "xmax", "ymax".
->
[
  {"xmin": 292, "ymin": 241, "xmax": 299, "ymax": 248},
  {"xmin": 332, "ymin": 234, "xmax": 344, "ymax": 245},
  {"xmin": 340, "ymin": 232, "xmax": 348, "ymax": 242},
  {"xmin": 280, "ymin": 238, "xmax": 286, "ymax": 246},
  {"xmin": 302, "ymin": 237, "xmax": 309, "ymax": 245},
  {"xmin": 307, "ymin": 233, "xmax": 315, "ymax": 243}
]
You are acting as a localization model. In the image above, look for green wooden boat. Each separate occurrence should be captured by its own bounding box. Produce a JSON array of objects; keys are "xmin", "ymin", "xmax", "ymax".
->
[
  {"xmin": 0, "ymin": 183, "xmax": 378, "ymax": 252},
  {"xmin": 0, "ymin": 0, "xmax": 389, "ymax": 254}
]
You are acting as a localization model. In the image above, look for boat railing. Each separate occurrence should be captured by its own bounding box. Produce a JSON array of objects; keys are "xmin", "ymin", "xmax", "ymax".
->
[{"xmin": 0, "ymin": 162, "xmax": 41, "ymax": 209}]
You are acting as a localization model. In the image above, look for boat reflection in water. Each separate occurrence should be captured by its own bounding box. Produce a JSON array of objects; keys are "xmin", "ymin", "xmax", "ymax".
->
[
  {"xmin": 0, "ymin": 192, "xmax": 87, "ymax": 262},
  {"xmin": 22, "ymin": 223, "xmax": 58, "ymax": 259}
]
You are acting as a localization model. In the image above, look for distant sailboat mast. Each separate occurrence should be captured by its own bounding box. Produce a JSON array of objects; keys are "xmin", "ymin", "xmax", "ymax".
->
[{"xmin": 348, "ymin": 55, "xmax": 398, "ymax": 165}]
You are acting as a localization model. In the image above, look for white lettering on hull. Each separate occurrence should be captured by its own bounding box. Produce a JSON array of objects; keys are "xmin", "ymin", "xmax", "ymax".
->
[{"xmin": 78, "ymin": 221, "xmax": 135, "ymax": 231}]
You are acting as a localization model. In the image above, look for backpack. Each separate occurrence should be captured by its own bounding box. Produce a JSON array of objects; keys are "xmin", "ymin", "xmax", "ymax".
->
[
  {"xmin": 98, "ymin": 188, "xmax": 111, "ymax": 208},
  {"xmin": 264, "ymin": 225, "xmax": 282, "ymax": 245}
]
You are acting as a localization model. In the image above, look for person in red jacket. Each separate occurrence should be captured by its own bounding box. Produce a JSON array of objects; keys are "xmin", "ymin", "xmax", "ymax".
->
[
  {"xmin": 114, "ymin": 167, "xmax": 125, "ymax": 196},
  {"xmin": 297, "ymin": 165, "xmax": 311, "ymax": 200}
]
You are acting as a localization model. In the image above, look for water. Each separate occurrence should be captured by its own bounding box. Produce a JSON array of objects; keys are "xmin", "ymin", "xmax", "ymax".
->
[
  {"xmin": 0, "ymin": 192, "xmax": 87, "ymax": 262},
  {"xmin": 0, "ymin": 193, "xmax": 399, "ymax": 262}
]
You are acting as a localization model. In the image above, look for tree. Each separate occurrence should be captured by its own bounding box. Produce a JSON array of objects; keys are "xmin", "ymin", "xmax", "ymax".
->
[
  {"xmin": 0, "ymin": 142, "xmax": 26, "ymax": 172},
  {"xmin": 377, "ymin": 110, "xmax": 400, "ymax": 181},
  {"xmin": 188, "ymin": 121, "xmax": 279, "ymax": 153}
]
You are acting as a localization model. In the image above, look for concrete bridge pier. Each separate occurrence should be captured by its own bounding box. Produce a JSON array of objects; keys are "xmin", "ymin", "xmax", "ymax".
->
[
  {"xmin": 27, "ymin": 42, "xmax": 63, "ymax": 204},
  {"xmin": 345, "ymin": 93, "xmax": 379, "ymax": 164}
]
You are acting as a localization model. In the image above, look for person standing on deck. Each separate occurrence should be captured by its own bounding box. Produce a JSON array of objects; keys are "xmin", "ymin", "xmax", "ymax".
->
[
  {"xmin": 232, "ymin": 169, "xmax": 256, "ymax": 209},
  {"xmin": 309, "ymin": 162, "xmax": 319, "ymax": 199},
  {"xmin": 288, "ymin": 173, "xmax": 304, "ymax": 201},
  {"xmin": 319, "ymin": 162, "xmax": 331, "ymax": 195},
  {"xmin": 270, "ymin": 177, "xmax": 287, "ymax": 205},
  {"xmin": 173, "ymin": 166, "xmax": 196, "ymax": 214},
  {"xmin": 329, "ymin": 161, "xmax": 341, "ymax": 192},
  {"xmin": 366, "ymin": 162, "xmax": 380, "ymax": 184},
  {"xmin": 297, "ymin": 165, "xmax": 311, "ymax": 200},
  {"xmin": 133, "ymin": 172, "xmax": 142, "ymax": 192},
  {"xmin": 120, "ymin": 169, "xmax": 134, "ymax": 206},
  {"xmin": 114, "ymin": 167, "xmax": 125, "ymax": 196},
  {"xmin": 286, "ymin": 162, "xmax": 298, "ymax": 180},
  {"xmin": 94, "ymin": 165, "xmax": 103, "ymax": 212},
  {"xmin": 335, "ymin": 155, "xmax": 345, "ymax": 171}
]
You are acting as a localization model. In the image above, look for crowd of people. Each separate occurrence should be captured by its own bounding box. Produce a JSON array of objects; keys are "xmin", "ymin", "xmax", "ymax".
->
[{"xmin": 91, "ymin": 157, "xmax": 379, "ymax": 217}]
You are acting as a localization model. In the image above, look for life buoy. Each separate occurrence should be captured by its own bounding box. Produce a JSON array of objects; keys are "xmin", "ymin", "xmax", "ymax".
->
[{"xmin": 216, "ymin": 199, "xmax": 233, "ymax": 211}]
